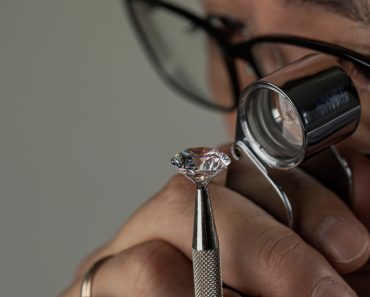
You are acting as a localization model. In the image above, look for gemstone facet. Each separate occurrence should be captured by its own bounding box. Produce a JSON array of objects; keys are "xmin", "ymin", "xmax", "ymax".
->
[{"xmin": 171, "ymin": 147, "xmax": 231, "ymax": 187}]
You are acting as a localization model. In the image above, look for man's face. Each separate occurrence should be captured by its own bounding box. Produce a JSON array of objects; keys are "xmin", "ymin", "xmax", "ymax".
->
[{"xmin": 204, "ymin": 0, "xmax": 370, "ymax": 151}]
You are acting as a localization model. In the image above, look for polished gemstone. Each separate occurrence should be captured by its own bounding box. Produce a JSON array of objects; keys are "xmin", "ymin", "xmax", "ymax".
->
[{"xmin": 171, "ymin": 147, "xmax": 231, "ymax": 187}]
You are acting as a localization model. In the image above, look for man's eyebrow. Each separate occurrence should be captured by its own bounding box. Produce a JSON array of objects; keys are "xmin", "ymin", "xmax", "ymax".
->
[{"xmin": 286, "ymin": 0, "xmax": 370, "ymax": 24}]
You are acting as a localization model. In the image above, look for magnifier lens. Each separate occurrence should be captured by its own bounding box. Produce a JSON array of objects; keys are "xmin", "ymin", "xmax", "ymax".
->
[{"xmin": 245, "ymin": 88, "xmax": 304, "ymax": 167}]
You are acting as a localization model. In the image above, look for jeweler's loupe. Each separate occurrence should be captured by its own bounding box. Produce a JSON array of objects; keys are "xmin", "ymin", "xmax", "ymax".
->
[{"xmin": 227, "ymin": 54, "xmax": 361, "ymax": 227}]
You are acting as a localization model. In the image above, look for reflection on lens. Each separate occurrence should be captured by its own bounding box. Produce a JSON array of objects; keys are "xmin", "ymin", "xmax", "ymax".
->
[
  {"xmin": 244, "ymin": 87, "xmax": 304, "ymax": 167},
  {"xmin": 272, "ymin": 96, "xmax": 303, "ymax": 146},
  {"xmin": 251, "ymin": 43, "xmax": 285, "ymax": 75},
  {"xmin": 251, "ymin": 43, "xmax": 321, "ymax": 77}
]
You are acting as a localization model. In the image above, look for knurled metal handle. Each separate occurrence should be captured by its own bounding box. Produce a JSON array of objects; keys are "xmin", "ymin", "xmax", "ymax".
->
[{"xmin": 192, "ymin": 249, "xmax": 223, "ymax": 297}]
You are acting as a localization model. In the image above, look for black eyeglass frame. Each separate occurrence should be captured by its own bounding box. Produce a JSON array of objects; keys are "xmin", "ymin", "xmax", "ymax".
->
[{"xmin": 125, "ymin": 0, "xmax": 370, "ymax": 112}]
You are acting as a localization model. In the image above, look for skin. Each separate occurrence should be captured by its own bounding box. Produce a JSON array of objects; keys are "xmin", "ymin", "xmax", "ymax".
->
[{"xmin": 61, "ymin": 1, "xmax": 370, "ymax": 296}]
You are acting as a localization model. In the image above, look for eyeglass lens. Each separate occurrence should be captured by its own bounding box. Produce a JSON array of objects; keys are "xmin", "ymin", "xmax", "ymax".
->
[
  {"xmin": 250, "ymin": 42, "xmax": 370, "ymax": 93},
  {"xmin": 131, "ymin": 0, "xmax": 259, "ymax": 109}
]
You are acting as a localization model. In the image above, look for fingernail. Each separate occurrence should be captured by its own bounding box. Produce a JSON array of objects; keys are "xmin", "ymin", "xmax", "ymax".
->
[
  {"xmin": 317, "ymin": 216, "xmax": 369, "ymax": 263},
  {"xmin": 313, "ymin": 278, "xmax": 357, "ymax": 297}
]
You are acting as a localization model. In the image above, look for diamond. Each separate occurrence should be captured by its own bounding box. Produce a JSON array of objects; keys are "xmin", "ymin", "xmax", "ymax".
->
[{"xmin": 171, "ymin": 147, "xmax": 231, "ymax": 187}]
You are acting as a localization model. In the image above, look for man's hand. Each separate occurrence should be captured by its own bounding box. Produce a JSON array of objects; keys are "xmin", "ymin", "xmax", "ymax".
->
[{"xmin": 61, "ymin": 144, "xmax": 370, "ymax": 297}]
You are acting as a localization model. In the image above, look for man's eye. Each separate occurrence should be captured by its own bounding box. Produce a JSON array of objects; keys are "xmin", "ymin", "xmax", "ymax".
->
[{"xmin": 205, "ymin": 15, "xmax": 247, "ymax": 40}]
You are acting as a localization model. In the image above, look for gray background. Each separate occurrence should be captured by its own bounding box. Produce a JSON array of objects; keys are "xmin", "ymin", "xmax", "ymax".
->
[{"xmin": 0, "ymin": 1, "xmax": 227, "ymax": 296}]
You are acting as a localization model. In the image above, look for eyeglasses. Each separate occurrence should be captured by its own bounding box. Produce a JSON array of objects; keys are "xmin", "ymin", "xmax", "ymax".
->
[{"xmin": 125, "ymin": 0, "xmax": 370, "ymax": 112}]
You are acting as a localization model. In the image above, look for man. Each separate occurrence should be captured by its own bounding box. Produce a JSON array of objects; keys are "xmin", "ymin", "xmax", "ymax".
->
[{"xmin": 61, "ymin": 0, "xmax": 370, "ymax": 296}]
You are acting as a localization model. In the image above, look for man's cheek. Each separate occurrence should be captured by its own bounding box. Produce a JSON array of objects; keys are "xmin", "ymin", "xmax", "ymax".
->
[
  {"xmin": 207, "ymin": 41, "xmax": 234, "ymax": 107},
  {"xmin": 224, "ymin": 111, "xmax": 237, "ymax": 138}
]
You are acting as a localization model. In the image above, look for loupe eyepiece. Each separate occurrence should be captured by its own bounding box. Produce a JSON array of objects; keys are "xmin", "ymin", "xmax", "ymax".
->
[
  {"xmin": 239, "ymin": 54, "xmax": 361, "ymax": 169},
  {"xmin": 228, "ymin": 54, "xmax": 360, "ymax": 226}
]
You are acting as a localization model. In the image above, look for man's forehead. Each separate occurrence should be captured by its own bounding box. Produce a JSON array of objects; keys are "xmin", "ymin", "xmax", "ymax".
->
[{"xmin": 286, "ymin": 0, "xmax": 370, "ymax": 24}]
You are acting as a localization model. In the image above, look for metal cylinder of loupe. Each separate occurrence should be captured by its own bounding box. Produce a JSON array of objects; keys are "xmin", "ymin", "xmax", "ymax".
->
[{"xmin": 239, "ymin": 54, "xmax": 361, "ymax": 169}]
